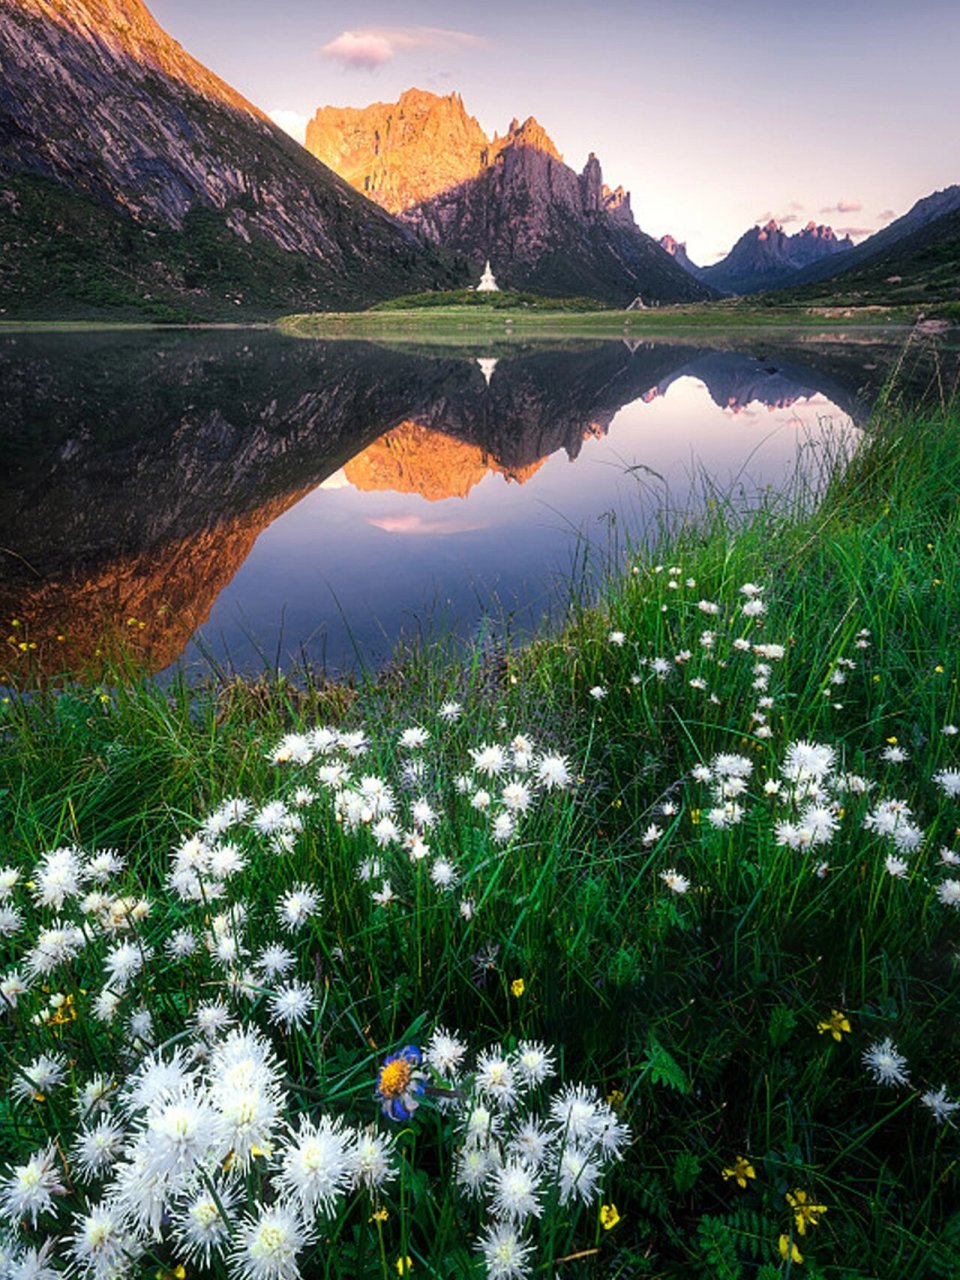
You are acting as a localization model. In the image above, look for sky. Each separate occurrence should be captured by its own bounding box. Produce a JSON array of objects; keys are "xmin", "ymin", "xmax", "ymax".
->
[{"xmin": 149, "ymin": 0, "xmax": 960, "ymax": 264}]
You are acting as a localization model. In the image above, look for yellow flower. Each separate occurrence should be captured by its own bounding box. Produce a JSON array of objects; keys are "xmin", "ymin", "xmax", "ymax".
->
[
  {"xmin": 510, "ymin": 978, "xmax": 525, "ymax": 998},
  {"xmin": 606, "ymin": 1088, "xmax": 625, "ymax": 1110},
  {"xmin": 690, "ymin": 808, "xmax": 701, "ymax": 826},
  {"xmin": 369, "ymin": 1207, "xmax": 389, "ymax": 1223},
  {"xmin": 779, "ymin": 1234, "xmax": 803, "ymax": 1264},
  {"xmin": 599, "ymin": 1203, "xmax": 621, "ymax": 1230},
  {"xmin": 786, "ymin": 1189, "xmax": 827, "ymax": 1235},
  {"xmin": 721, "ymin": 1156, "xmax": 756, "ymax": 1189},
  {"xmin": 396, "ymin": 1258, "xmax": 413, "ymax": 1275},
  {"xmin": 816, "ymin": 1010, "xmax": 851, "ymax": 1042}
]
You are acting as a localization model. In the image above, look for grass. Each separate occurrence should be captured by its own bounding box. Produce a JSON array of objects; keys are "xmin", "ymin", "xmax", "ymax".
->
[
  {"xmin": 1, "ymin": 381, "xmax": 959, "ymax": 1278},
  {"xmin": 279, "ymin": 295, "xmax": 917, "ymax": 343}
]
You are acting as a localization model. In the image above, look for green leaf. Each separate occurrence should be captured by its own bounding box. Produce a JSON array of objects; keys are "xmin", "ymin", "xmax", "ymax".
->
[
  {"xmin": 673, "ymin": 1150, "xmax": 702, "ymax": 1194},
  {"xmin": 643, "ymin": 1036, "xmax": 690, "ymax": 1093},
  {"xmin": 768, "ymin": 1005, "xmax": 798, "ymax": 1048}
]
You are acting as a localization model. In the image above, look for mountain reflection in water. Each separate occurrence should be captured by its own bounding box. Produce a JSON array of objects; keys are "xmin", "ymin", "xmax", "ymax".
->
[{"xmin": 0, "ymin": 329, "xmax": 951, "ymax": 679}]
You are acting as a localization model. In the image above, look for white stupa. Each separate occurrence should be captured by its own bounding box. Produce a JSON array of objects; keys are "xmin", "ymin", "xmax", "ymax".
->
[{"xmin": 476, "ymin": 259, "xmax": 499, "ymax": 292}]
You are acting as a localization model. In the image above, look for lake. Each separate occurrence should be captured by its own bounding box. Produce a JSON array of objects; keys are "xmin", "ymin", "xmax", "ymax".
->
[{"xmin": 1, "ymin": 327, "xmax": 954, "ymax": 681}]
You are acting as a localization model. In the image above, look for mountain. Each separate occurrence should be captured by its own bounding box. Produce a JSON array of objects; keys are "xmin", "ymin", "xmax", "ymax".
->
[
  {"xmin": 701, "ymin": 220, "xmax": 853, "ymax": 295},
  {"xmin": 306, "ymin": 88, "xmax": 714, "ymax": 307},
  {"xmin": 775, "ymin": 185, "xmax": 960, "ymax": 303},
  {"xmin": 0, "ymin": 0, "xmax": 465, "ymax": 320},
  {"xmin": 659, "ymin": 235, "xmax": 703, "ymax": 278}
]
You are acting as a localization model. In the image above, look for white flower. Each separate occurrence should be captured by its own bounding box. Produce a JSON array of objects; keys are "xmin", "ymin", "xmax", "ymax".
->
[
  {"xmin": 515, "ymin": 1041, "xmax": 556, "ymax": 1087},
  {"xmin": 353, "ymin": 1127, "xmax": 396, "ymax": 1189},
  {"xmin": 920, "ymin": 1085, "xmax": 959, "ymax": 1125},
  {"xmin": 476, "ymin": 1222, "xmax": 534, "ymax": 1280},
  {"xmin": 230, "ymin": 1203, "xmax": 313, "ymax": 1280},
  {"xmin": 142, "ymin": 1090, "xmax": 218, "ymax": 1182},
  {"xmin": 698, "ymin": 600, "xmax": 720, "ymax": 615},
  {"xmin": 438, "ymin": 701, "xmax": 462, "ymax": 723},
  {"xmin": 459, "ymin": 897, "xmax": 476, "ymax": 920},
  {"xmin": 933, "ymin": 769, "xmax": 960, "ymax": 798},
  {"xmin": 741, "ymin": 599, "xmax": 766, "ymax": 617},
  {"xmin": 66, "ymin": 1203, "xmax": 136, "ymax": 1277},
  {"xmin": 607, "ymin": 629, "xmax": 625, "ymax": 646},
  {"xmin": 430, "ymin": 859, "xmax": 458, "ymax": 891},
  {"xmin": 549, "ymin": 1084, "xmax": 601, "ymax": 1145},
  {"xmin": 276, "ymin": 1116, "xmax": 355, "ymax": 1215},
  {"xmin": 173, "ymin": 1182, "xmax": 238, "ymax": 1268},
  {"xmin": 885, "ymin": 855, "xmax": 909, "ymax": 878},
  {"xmin": 477, "ymin": 1048, "xmax": 520, "ymax": 1111},
  {"xmin": 470, "ymin": 743, "xmax": 509, "ymax": 776},
  {"xmin": 937, "ymin": 879, "xmax": 960, "ymax": 908},
  {"xmin": 660, "ymin": 869, "xmax": 690, "ymax": 895},
  {"xmin": 739, "ymin": 582, "xmax": 764, "ymax": 597},
  {"xmin": 712, "ymin": 753, "xmax": 753, "ymax": 779},
  {"xmin": 507, "ymin": 1118, "xmax": 554, "ymax": 1169},
  {"xmin": 753, "ymin": 643, "xmax": 785, "ymax": 660},
  {"xmin": 252, "ymin": 800, "xmax": 296, "ymax": 835},
  {"xmin": 881, "ymin": 745, "xmax": 909, "ymax": 763},
  {"xmin": 557, "ymin": 1146, "xmax": 601, "ymax": 1204},
  {"xmin": 782, "ymin": 740, "xmax": 836, "ymax": 782},
  {"xmin": 862, "ymin": 1037, "xmax": 910, "ymax": 1086},
  {"xmin": 194, "ymin": 1000, "xmax": 235, "ymax": 1039},
  {"xmin": 0, "ymin": 1145, "xmax": 64, "ymax": 1226},
  {"xmin": 104, "ymin": 941, "xmax": 146, "ymax": 991},
  {"xmin": 0, "ymin": 969, "xmax": 30, "ymax": 1009},
  {"xmin": 71, "ymin": 1118, "xmax": 126, "ymax": 1182},
  {"xmin": 943, "ymin": 724, "xmax": 959, "ymax": 736},
  {"xmin": 269, "ymin": 733, "xmax": 313, "ymax": 765},
  {"xmin": 276, "ymin": 884, "xmax": 321, "ymax": 932},
  {"xmin": 536, "ymin": 754, "xmax": 572, "ymax": 790},
  {"xmin": 33, "ymin": 845, "xmax": 85, "ymax": 909},
  {"xmin": 0, "ymin": 866, "xmax": 21, "ymax": 897},
  {"xmin": 642, "ymin": 823, "xmax": 662, "ymax": 847},
  {"xmin": 399, "ymin": 727, "xmax": 429, "ymax": 749},
  {"xmin": 426, "ymin": 1027, "xmax": 468, "ymax": 1079},
  {"xmin": 488, "ymin": 1158, "xmax": 543, "ymax": 1223},
  {"xmin": 256, "ymin": 944, "xmax": 296, "ymax": 981},
  {"xmin": 501, "ymin": 779, "xmax": 532, "ymax": 813},
  {"xmin": 939, "ymin": 847, "xmax": 960, "ymax": 866},
  {"xmin": 372, "ymin": 881, "xmax": 397, "ymax": 907},
  {"xmin": 707, "ymin": 803, "xmax": 743, "ymax": 828},
  {"xmin": 492, "ymin": 813, "xmax": 516, "ymax": 844},
  {"xmin": 12, "ymin": 1053, "xmax": 67, "ymax": 1104},
  {"xmin": 268, "ymin": 981, "xmax": 316, "ymax": 1031},
  {"xmin": 166, "ymin": 928, "xmax": 198, "ymax": 960},
  {"xmin": 588, "ymin": 685, "xmax": 607, "ymax": 701},
  {"xmin": 458, "ymin": 1144, "xmax": 500, "ymax": 1196}
]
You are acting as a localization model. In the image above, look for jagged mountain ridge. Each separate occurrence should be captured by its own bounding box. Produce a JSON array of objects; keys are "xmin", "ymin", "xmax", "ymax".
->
[
  {"xmin": 778, "ymin": 185, "xmax": 960, "ymax": 296},
  {"xmin": 659, "ymin": 235, "xmax": 703, "ymax": 278},
  {"xmin": 306, "ymin": 88, "xmax": 713, "ymax": 306},
  {"xmin": 0, "ymin": 0, "xmax": 465, "ymax": 318},
  {"xmin": 700, "ymin": 219, "xmax": 854, "ymax": 295}
]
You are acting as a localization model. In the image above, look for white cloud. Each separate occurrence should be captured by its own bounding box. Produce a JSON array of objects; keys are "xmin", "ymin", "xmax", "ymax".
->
[
  {"xmin": 820, "ymin": 198, "xmax": 863, "ymax": 214},
  {"xmin": 268, "ymin": 110, "xmax": 309, "ymax": 144},
  {"xmin": 321, "ymin": 26, "xmax": 488, "ymax": 71}
]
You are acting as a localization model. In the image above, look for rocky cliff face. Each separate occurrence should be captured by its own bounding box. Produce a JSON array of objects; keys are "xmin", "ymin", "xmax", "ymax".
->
[
  {"xmin": 306, "ymin": 88, "xmax": 714, "ymax": 307},
  {"xmin": 701, "ymin": 219, "xmax": 853, "ymax": 295},
  {"xmin": 0, "ymin": 0, "xmax": 465, "ymax": 318},
  {"xmin": 659, "ymin": 234, "xmax": 702, "ymax": 277}
]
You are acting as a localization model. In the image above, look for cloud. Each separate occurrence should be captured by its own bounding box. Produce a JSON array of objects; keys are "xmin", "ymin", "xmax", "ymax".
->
[
  {"xmin": 877, "ymin": 208, "xmax": 897, "ymax": 223},
  {"xmin": 369, "ymin": 514, "xmax": 485, "ymax": 535},
  {"xmin": 756, "ymin": 209, "xmax": 800, "ymax": 226},
  {"xmin": 321, "ymin": 26, "xmax": 487, "ymax": 71},
  {"xmin": 268, "ymin": 109, "xmax": 309, "ymax": 144},
  {"xmin": 820, "ymin": 199, "xmax": 863, "ymax": 214},
  {"xmin": 836, "ymin": 226, "xmax": 875, "ymax": 239}
]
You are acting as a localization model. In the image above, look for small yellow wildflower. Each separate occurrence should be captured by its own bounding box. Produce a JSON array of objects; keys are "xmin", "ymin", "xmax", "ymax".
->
[
  {"xmin": 606, "ymin": 1088, "xmax": 625, "ymax": 1110},
  {"xmin": 816, "ymin": 1010, "xmax": 851, "ymax": 1042},
  {"xmin": 779, "ymin": 1234, "xmax": 803, "ymax": 1264},
  {"xmin": 599, "ymin": 1203, "xmax": 621, "ymax": 1230},
  {"xmin": 786, "ymin": 1189, "xmax": 827, "ymax": 1235},
  {"xmin": 886, "ymin": 736, "xmax": 898, "ymax": 745},
  {"xmin": 721, "ymin": 1156, "xmax": 756, "ymax": 1189},
  {"xmin": 510, "ymin": 978, "xmax": 525, "ymax": 998},
  {"xmin": 396, "ymin": 1257, "xmax": 413, "ymax": 1275},
  {"xmin": 369, "ymin": 1207, "xmax": 389, "ymax": 1223},
  {"xmin": 690, "ymin": 808, "xmax": 701, "ymax": 826}
]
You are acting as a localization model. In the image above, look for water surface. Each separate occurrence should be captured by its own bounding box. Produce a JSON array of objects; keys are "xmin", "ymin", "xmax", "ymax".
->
[{"xmin": 1, "ymin": 328, "xmax": 953, "ymax": 679}]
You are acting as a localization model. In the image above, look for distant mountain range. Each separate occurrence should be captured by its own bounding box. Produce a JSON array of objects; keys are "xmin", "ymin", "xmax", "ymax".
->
[
  {"xmin": 0, "ymin": 0, "xmax": 464, "ymax": 318},
  {"xmin": 688, "ymin": 221, "xmax": 854, "ymax": 295},
  {"xmin": 306, "ymin": 88, "xmax": 714, "ymax": 307},
  {"xmin": 773, "ymin": 185, "xmax": 960, "ymax": 304}
]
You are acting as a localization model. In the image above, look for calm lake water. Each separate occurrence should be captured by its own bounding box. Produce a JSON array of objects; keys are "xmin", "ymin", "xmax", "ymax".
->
[{"xmin": 1, "ymin": 328, "xmax": 954, "ymax": 680}]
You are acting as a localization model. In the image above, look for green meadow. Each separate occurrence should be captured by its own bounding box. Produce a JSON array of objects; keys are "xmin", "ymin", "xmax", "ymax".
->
[{"xmin": 1, "ymin": 374, "xmax": 959, "ymax": 1279}]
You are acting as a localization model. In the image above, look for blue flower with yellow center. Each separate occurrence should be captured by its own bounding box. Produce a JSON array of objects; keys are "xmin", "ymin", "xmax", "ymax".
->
[{"xmin": 376, "ymin": 1045, "xmax": 426, "ymax": 1122}]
